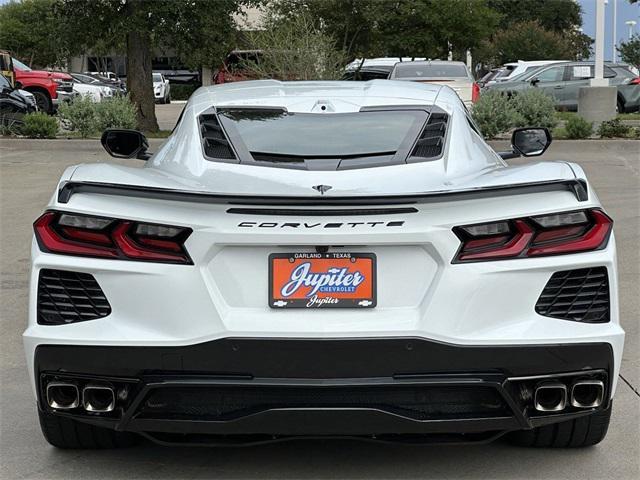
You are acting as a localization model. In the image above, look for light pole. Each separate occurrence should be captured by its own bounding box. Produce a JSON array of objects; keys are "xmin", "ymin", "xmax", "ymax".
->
[
  {"xmin": 612, "ymin": 0, "xmax": 616, "ymax": 63},
  {"xmin": 626, "ymin": 20, "xmax": 637, "ymax": 39}
]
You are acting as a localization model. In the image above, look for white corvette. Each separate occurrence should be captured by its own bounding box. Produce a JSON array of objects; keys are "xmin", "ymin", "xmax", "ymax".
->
[{"xmin": 25, "ymin": 80, "xmax": 624, "ymax": 449}]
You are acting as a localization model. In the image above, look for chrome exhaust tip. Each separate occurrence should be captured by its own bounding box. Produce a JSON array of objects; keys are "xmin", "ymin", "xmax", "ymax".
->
[
  {"xmin": 534, "ymin": 382, "xmax": 567, "ymax": 412},
  {"xmin": 46, "ymin": 382, "xmax": 79, "ymax": 410},
  {"xmin": 571, "ymin": 380, "xmax": 605, "ymax": 408},
  {"xmin": 82, "ymin": 385, "xmax": 116, "ymax": 413}
]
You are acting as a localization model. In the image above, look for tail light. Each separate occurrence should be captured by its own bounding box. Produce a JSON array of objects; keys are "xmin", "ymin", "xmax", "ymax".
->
[
  {"xmin": 629, "ymin": 77, "xmax": 640, "ymax": 85},
  {"xmin": 472, "ymin": 82, "xmax": 480, "ymax": 103},
  {"xmin": 34, "ymin": 211, "xmax": 192, "ymax": 264},
  {"xmin": 453, "ymin": 209, "xmax": 612, "ymax": 263}
]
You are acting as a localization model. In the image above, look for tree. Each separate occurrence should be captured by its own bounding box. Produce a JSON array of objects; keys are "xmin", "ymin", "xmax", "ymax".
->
[
  {"xmin": 54, "ymin": 0, "xmax": 248, "ymax": 132},
  {"xmin": 486, "ymin": 21, "xmax": 591, "ymax": 65},
  {"xmin": 0, "ymin": 0, "xmax": 68, "ymax": 68},
  {"xmin": 618, "ymin": 34, "xmax": 640, "ymax": 69},
  {"xmin": 487, "ymin": 0, "xmax": 582, "ymax": 33},
  {"xmin": 242, "ymin": 12, "xmax": 347, "ymax": 80},
  {"xmin": 271, "ymin": 0, "xmax": 501, "ymax": 61}
]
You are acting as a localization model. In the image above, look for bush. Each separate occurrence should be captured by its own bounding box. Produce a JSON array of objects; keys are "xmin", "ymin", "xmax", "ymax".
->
[
  {"xmin": 95, "ymin": 95, "xmax": 137, "ymax": 131},
  {"xmin": 58, "ymin": 95, "xmax": 137, "ymax": 137},
  {"xmin": 57, "ymin": 95, "xmax": 97, "ymax": 138},
  {"xmin": 564, "ymin": 115, "xmax": 593, "ymax": 139},
  {"xmin": 471, "ymin": 91, "xmax": 520, "ymax": 139},
  {"xmin": 511, "ymin": 89, "xmax": 558, "ymax": 129},
  {"xmin": 597, "ymin": 118, "xmax": 631, "ymax": 138},
  {"xmin": 21, "ymin": 112, "xmax": 58, "ymax": 138},
  {"xmin": 171, "ymin": 84, "xmax": 199, "ymax": 101}
]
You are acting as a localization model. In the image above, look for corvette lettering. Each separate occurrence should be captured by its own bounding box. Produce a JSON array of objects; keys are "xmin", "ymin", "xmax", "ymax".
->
[{"xmin": 239, "ymin": 221, "xmax": 405, "ymax": 228}]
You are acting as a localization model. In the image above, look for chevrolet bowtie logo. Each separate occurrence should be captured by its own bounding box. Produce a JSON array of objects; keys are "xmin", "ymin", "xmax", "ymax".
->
[{"xmin": 312, "ymin": 185, "xmax": 332, "ymax": 195}]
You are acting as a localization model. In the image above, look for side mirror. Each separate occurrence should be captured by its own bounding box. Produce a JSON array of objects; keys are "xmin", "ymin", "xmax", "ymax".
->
[
  {"xmin": 530, "ymin": 78, "xmax": 540, "ymax": 86},
  {"xmin": 511, "ymin": 127, "xmax": 552, "ymax": 157},
  {"xmin": 101, "ymin": 129, "xmax": 150, "ymax": 160}
]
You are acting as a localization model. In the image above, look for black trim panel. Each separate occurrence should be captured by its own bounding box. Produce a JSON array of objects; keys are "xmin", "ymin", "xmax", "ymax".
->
[
  {"xmin": 35, "ymin": 337, "xmax": 613, "ymax": 379},
  {"xmin": 57, "ymin": 179, "xmax": 589, "ymax": 205}
]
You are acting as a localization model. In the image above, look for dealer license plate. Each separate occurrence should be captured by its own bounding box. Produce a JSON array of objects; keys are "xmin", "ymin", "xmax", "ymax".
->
[{"xmin": 269, "ymin": 252, "xmax": 376, "ymax": 309}]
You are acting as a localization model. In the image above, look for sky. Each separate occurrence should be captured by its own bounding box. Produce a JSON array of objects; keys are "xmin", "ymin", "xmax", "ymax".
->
[{"xmin": 578, "ymin": 0, "xmax": 640, "ymax": 61}]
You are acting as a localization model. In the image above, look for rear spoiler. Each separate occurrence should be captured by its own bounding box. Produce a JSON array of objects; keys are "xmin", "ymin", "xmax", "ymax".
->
[{"xmin": 57, "ymin": 179, "xmax": 588, "ymax": 206}]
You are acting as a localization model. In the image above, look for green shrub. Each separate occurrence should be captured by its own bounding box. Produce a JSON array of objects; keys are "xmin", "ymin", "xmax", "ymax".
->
[
  {"xmin": 597, "ymin": 118, "xmax": 631, "ymax": 138},
  {"xmin": 58, "ymin": 95, "xmax": 138, "ymax": 137},
  {"xmin": 511, "ymin": 89, "xmax": 558, "ymax": 129},
  {"xmin": 565, "ymin": 115, "xmax": 593, "ymax": 139},
  {"xmin": 471, "ymin": 91, "xmax": 520, "ymax": 139},
  {"xmin": 95, "ymin": 95, "xmax": 137, "ymax": 131},
  {"xmin": 21, "ymin": 112, "xmax": 58, "ymax": 138},
  {"xmin": 57, "ymin": 95, "xmax": 98, "ymax": 138},
  {"xmin": 171, "ymin": 84, "xmax": 199, "ymax": 101}
]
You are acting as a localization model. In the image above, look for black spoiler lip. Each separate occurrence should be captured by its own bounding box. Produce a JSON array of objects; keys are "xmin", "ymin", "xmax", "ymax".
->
[{"xmin": 57, "ymin": 179, "xmax": 588, "ymax": 206}]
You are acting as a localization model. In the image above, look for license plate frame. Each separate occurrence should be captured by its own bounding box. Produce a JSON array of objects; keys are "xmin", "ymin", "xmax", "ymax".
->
[{"xmin": 269, "ymin": 252, "xmax": 377, "ymax": 309}]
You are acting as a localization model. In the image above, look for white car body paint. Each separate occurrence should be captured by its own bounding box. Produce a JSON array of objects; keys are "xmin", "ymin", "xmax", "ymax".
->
[{"xmin": 24, "ymin": 81, "xmax": 623, "ymax": 444}]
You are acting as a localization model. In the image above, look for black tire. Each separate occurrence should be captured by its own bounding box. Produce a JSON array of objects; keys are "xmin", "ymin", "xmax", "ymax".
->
[
  {"xmin": 38, "ymin": 409, "xmax": 138, "ymax": 449},
  {"xmin": 30, "ymin": 90, "xmax": 52, "ymax": 114},
  {"xmin": 166, "ymin": 94, "xmax": 171, "ymax": 104},
  {"xmin": 507, "ymin": 406, "xmax": 611, "ymax": 448},
  {"xmin": 617, "ymin": 98, "xmax": 625, "ymax": 114}
]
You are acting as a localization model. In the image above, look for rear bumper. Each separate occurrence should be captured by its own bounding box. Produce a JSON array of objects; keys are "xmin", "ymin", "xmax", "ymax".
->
[{"xmin": 35, "ymin": 338, "xmax": 614, "ymax": 445}]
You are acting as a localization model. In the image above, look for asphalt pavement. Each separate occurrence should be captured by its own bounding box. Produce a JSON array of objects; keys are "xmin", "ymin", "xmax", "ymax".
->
[{"xmin": 0, "ymin": 111, "xmax": 638, "ymax": 479}]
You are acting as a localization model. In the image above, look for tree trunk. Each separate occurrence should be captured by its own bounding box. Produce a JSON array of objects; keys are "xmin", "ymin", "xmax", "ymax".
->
[{"xmin": 126, "ymin": 31, "xmax": 158, "ymax": 132}]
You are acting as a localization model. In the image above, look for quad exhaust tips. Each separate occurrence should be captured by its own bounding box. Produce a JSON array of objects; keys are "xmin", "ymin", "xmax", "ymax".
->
[
  {"xmin": 571, "ymin": 380, "xmax": 605, "ymax": 409},
  {"xmin": 46, "ymin": 382, "xmax": 80, "ymax": 410},
  {"xmin": 534, "ymin": 382, "xmax": 567, "ymax": 412},
  {"xmin": 82, "ymin": 385, "xmax": 116, "ymax": 413}
]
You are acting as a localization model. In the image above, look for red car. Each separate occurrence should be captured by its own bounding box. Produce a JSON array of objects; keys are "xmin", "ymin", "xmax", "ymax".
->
[{"xmin": 12, "ymin": 58, "xmax": 76, "ymax": 113}]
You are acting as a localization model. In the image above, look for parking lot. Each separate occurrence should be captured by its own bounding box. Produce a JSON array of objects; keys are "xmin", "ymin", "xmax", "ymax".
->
[{"xmin": 1, "ymin": 105, "xmax": 638, "ymax": 479}]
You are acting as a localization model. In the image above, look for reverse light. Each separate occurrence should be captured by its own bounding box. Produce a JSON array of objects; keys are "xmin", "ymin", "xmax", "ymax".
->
[
  {"xmin": 453, "ymin": 209, "xmax": 612, "ymax": 263},
  {"xmin": 34, "ymin": 211, "xmax": 192, "ymax": 264}
]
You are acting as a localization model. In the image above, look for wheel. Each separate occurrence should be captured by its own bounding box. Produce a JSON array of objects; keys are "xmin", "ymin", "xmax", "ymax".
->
[
  {"xmin": 166, "ymin": 94, "xmax": 171, "ymax": 104},
  {"xmin": 31, "ymin": 90, "xmax": 52, "ymax": 113},
  {"xmin": 507, "ymin": 405, "xmax": 611, "ymax": 448},
  {"xmin": 38, "ymin": 409, "xmax": 138, "ymax": 449},
  {"xmin": 616, "ymin": 99, "xmax": 625, "ymax": 114}
]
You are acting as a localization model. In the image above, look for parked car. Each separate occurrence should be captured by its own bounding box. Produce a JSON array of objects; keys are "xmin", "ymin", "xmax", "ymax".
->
[
  {"xmin": 84, "ymin": 72, "xmax": 126, "ymax": 91},
  {"xmin": 214, "ymin": 49, "xmax": 263, "ymax": 84},
  {"xmin": 1, "ymin": 73, "xmax": 36, "ymax": 131},
  {"xmin": 477, "ymin": 67, "xmax": 505, "ymax": 88},
  {"xmin": 343, "ymin": 57, "xmax": 426, "ymax": 81},
  {"xmin": 12, "ymin": 58, "xmax": 76, "ymax": 113},
  {"xmin": 486, "ymin": 61, "xmax": 640, "ymax": 112},
  {"xmin": 26, "ymin": 80, "xmax": 622, "ymax": 450},
  {"xmin": 70, "ymin": 73, "xmax": 113, "ymax": 102},
  {"xmin": 389, "ymin": 60, "xmax": 480, "ymax": 106},
  {"xmin": 491, "ymin": 60, "xmax": 568, "ymax": 85},
  {"xmin": 73, "ymin": 73, "xmax": 124, "ymax": 95},
  {"xmin": 152, "ymin": 72, "xmax": 171, "ymax": 104}
]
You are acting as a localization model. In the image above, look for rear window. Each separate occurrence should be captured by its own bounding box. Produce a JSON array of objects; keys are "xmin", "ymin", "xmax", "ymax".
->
[
  {"xmin": 152, "ymin": 74, "xmax": 162, "ymax": 82},
  {"xmin": 393, "ymin": 63, "xmax": 469, "ymax": 79},
  {"xmin": 217, "ymin": 109, "xmax": 427, "ymax": 157}
]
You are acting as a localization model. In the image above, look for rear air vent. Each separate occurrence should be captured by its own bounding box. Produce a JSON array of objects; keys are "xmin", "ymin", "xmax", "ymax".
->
[
  {"xmin": 410, "ymin": 112, "xmax": 448, "ymax": 160},
  {"xmin": 37, "ymin": 269, "xmax": 111, "ymax": 325},
  {"xmin": 535, "ymin": 267, "xmax": 609, "ymax": 323},
  {"xmin": 199, "ymin": 113, "xmax": 237, "ymax": 161}
]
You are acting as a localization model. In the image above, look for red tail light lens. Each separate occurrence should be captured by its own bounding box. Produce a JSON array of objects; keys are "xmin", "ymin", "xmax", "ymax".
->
[
  {"xmin": 34, "ymin": 211, "xmax": 192, "ymax": 264},
  {"xmin": 453, "ymin": 209, "xmax": 612, "ymax": 263},
  {"xmin": 629, "ymin": 77, "xmax": 640, "ymax": 85},
  {"xmin": 472, "ymin": 82, "xmax": 480, "ymax": 103}
]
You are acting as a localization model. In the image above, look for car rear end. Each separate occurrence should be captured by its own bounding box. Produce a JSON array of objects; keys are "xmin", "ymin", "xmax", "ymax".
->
[
  {"xmin": 24, "ymin": 86, "xmax": 623, "ymax": 447},
  {"xmin": 390, "ymin": 61, "xmax": 479, "ymax": 106}
]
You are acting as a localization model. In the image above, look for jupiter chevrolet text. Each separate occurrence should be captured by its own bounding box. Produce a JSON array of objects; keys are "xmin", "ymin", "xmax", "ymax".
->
[{"xmin": 25, "ymin": 80, "xmax": 624, "ymax": 448}]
